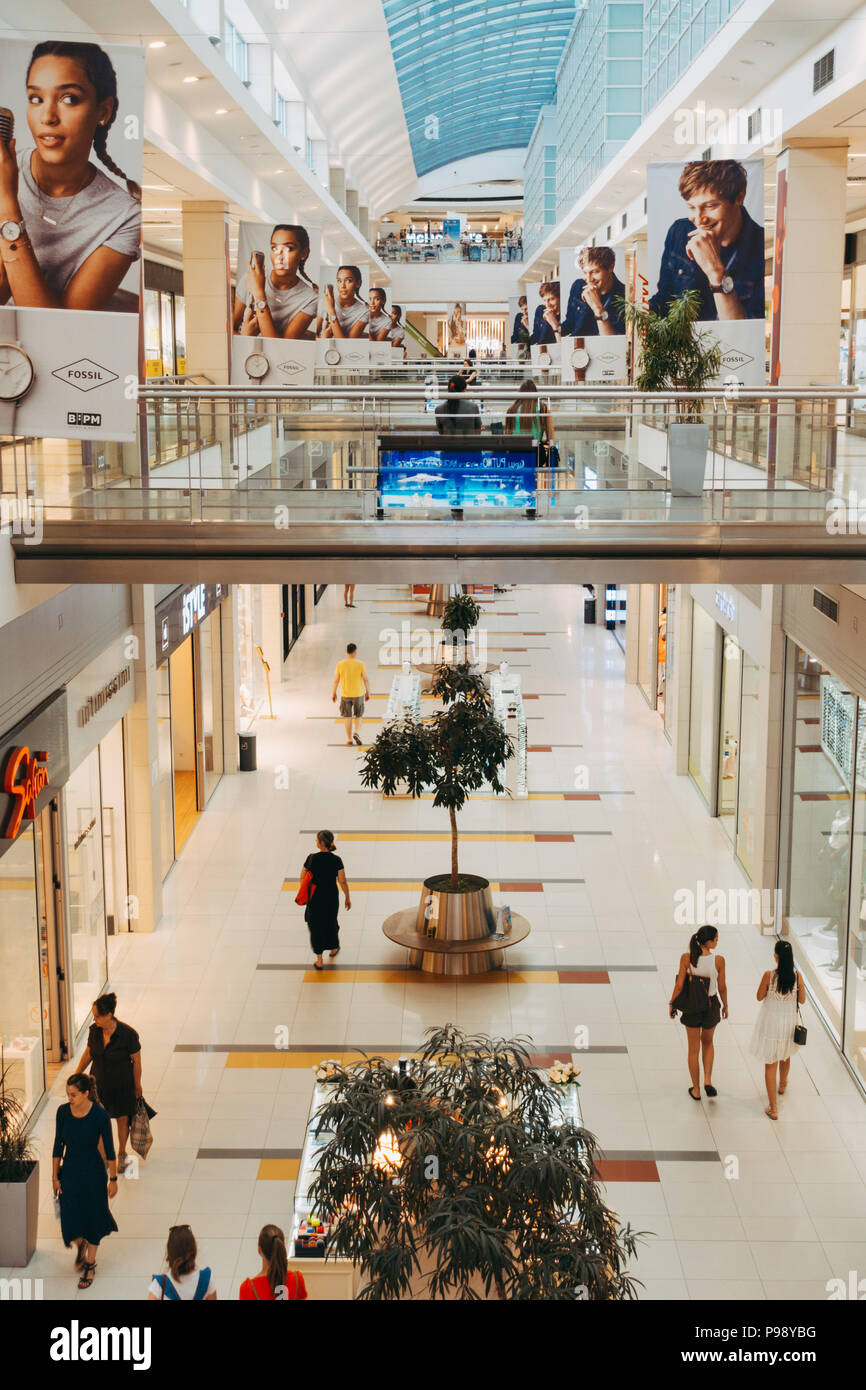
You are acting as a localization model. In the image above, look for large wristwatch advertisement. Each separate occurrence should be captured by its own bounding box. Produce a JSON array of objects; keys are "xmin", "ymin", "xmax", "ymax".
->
[{"xmin": 0, "ymin": 37, "xmax": 144, "ymax": 441}]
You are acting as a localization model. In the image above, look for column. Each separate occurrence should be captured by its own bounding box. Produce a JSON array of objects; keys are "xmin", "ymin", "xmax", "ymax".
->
[
  {"xmin": 181, "ymin": 201, "xmax": 232, "ymax": 384},
  {"xmin": 672, "ymin": 589, "xmax": 693, "ymax": 776},
  {"xmin": 750, "ymin": 586, "xmax": 786, "ymax": 928},
  {"xmin": 624, "ymin": 584, "xmax": 640, "ymax": 684},
  {"xmin": 358, "ymin": 206, "xmax": 370, "ymax": 242},
  {"xmin": 221, "ymin": 589, "xmax": 240, "ymax": 774},
  {"xmin": 125, "ymin": 586, "xmax": 163, "ymax": 934},
  {"xmin": 329, "ymin": 166, "xmax": 346, "ymax": 211},
  {"xmin": 345, "ymin": 188, "xmax": 359, "ymax": 228},
  {"xmin": 769, "ymin": 143, "xmax": 847, "ymax": 481}
]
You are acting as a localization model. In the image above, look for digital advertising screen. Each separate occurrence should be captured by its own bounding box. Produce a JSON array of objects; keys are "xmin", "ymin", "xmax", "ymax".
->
[{"xmin": 378, "ymin": 446, "xmax": 537, "ymax": 510}]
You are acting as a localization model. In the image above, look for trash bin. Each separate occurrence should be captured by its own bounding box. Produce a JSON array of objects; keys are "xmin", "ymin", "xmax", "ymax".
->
[
  {"xmin": 238, "ymin": 732, "xmax": 257, "ymax": 771},
  {"xmin": 583, "ymin": 596, "xmax": 596, "ymax": 625}
]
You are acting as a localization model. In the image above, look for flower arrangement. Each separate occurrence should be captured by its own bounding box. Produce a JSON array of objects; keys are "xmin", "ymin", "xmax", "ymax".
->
[
  {"xmin": 547, "ymin": 1059, "xmax": 581, "ymax": 1086},
  {"xmin": 313, "ymin": 1059, "xmax": 341, "ymax": 1082}
]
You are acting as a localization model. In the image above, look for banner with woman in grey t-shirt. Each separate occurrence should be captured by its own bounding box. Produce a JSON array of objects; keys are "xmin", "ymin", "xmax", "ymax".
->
[
  {"xmin": 230, "ymin": 220, "xmax": 322, "ymax": 388},
  {"xmin": 0, "ymin": 38, "xmax": 143, "ymax": 440}
]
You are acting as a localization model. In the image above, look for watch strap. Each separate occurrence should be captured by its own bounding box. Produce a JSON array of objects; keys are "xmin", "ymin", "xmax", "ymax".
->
[{"xmin": 0, "ymin": 399, "xmax": 17, "ymax": 433}]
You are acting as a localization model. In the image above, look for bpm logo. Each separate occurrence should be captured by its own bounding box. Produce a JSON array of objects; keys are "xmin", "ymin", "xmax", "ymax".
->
[
  {"xmin": 52, "ymin": 358, "xmax": 119, "ymax": 392},
  {"xmin": 67, "ymin": 412, "xmax": 102, "ymax": 427},
  {"xmin": 718, "ymin": 346, "xmax": 754, "ymax": 371},
  {"xmin": 276, "ymin": 359, "xmax": 305, "ymax": 376}
]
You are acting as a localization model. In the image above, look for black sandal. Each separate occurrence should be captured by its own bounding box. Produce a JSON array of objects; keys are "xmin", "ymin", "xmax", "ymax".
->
[
  {"xmin": 704, "ymin": 1084, "xmax": 718, "ymax": 1097},
  {"xmin": 77, "ymin": 1260, "xmax": 96, "ymax": 1289},
  {"xmin": 688, "ymin": 1086, "xmax": 701, "ymax": 1101}
]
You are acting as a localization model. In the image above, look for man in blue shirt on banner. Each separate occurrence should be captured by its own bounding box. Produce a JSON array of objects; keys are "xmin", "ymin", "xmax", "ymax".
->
[
  {"xmin": 650, "ymin": 160, "xmax": 765, "ymax": 321},
  {"xmin": 561, "ymin": 246, "xmax": 626, "ymax": 336},
  {"xmin": 529, "ymin": 281, "xmax": 561, "ymax": 345}
]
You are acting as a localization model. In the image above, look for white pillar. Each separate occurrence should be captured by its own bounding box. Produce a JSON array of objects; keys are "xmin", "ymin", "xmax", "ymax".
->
[
  {"xmin": 125, "ymin": 586, "xmax": 163, "ymax": 933},
  {"xmin": 181, "ymin": 201, "xmax": 232, "ymax": 384}
]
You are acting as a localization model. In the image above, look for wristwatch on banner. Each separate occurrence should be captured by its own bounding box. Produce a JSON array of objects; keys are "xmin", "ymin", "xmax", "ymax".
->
[
  {"xmin": 324, "ymin": 346, "xmax": 342, "ymax": 366},
  {"xmin": 0, "ymin": 309, "xmax": 35, "ymax": 434},
  {"xmin": 594, "ymin": 310, "xmax": 609, "ymax": 323},
  {"xmin": 244, "ymin": 338, "xmax": 269, "ymax": 383},
  {"xmin": 538, "ymin": 346, "xmax": 551, "ymax": 366},
  {"xmin": 571, "ymin": 338, "xmax": 589, "ymax": 384},
  {"xmin": 710, "ymin": 274, "xmax": 734, "ymax": 295},
  {"xmin": 0, "ymin": 218, "xmax": 30, "ymax": 266}
]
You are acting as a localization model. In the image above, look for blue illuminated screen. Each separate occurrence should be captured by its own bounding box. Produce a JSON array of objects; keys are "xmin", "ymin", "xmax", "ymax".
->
[{"xmin": 379, "ymin": 448, "xmax": 537, "ymax": 509}]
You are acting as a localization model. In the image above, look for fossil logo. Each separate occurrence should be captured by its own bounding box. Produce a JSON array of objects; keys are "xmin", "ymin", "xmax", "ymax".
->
[
  {"xmin": 52, "ymin": 358, "xmax": 119, "ymax": 392},
  {"xmin": 276, "ymin": 359, "xmax": 305, "ymax": 376},
  {"xmin": 719, "ymin": 346, "xmax": 755, "ymax": 371}
]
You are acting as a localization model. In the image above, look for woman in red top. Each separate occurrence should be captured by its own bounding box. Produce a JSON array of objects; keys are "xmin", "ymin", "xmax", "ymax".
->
[{"xmin": 239, "ymin": 1224, "xmax": 308, "ymax": 1301}]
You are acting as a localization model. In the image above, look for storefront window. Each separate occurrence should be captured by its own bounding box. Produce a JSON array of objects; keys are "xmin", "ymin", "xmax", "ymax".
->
[
  {"xmin": 65, "ymin": 749, "xmax": 108, "ymax": 1036},
  {"xmin": 843, "ymin": 697, "xmax": 866, "ymax": 1089},
  {"xmin": 99, "ymin": 722, "xmax": 129, "ymax": 934},
  {"xmin": 688, "ymin": 601, "xmax": 718, "ymax": 804},
  {"xmin": 157, "ymin": 661, "xmax": 175, "ymax": 880},
  {"xmin": 663, "ymin": 586, "xmax": 676, "ymax": 741},
  {"xmin": 0, "ymin": 829, "xmax": 45, "ymax": 1118},
  {"xmin": 175, "ymin": 296, "xmax": 187, "ymax": 374},
  {"xmin": 637, "ymin": 585, "xmax": 654, "ymax": 705},
  {"xmin": 198, "ymin": 609, "xmax": 224, "ymax": 804},
  {"xmin": 718, "ymin": 636, "xmax": 742, "ymax": 841},
  {"xmin": 781, "ymin": 645, "xmax": 852, "ymax": 1041},
  {"xmin": 736, "ymin": 654, "xmax": 760, "ymax": 878},
  {"xmin": 144, "ymin": 287, "xmax": 162, "ymax": 377}
]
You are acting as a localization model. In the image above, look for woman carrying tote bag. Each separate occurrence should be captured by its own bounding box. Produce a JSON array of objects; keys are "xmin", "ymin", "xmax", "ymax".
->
[
  {"xmin": 669, "ymin": 926, "xmax": 728, "ymax": 1102},
  {"xmin": 749, "ymin": 938, "xmax": 805, "ymax": 1120}
]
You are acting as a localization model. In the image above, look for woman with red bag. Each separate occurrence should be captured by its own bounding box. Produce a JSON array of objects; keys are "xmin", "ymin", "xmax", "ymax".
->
[{"xmin": 299, "ymin": 830, "xmax": 351, "ymax": 970}]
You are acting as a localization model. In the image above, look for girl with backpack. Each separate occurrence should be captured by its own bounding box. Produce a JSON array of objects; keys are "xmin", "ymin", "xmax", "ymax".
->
[{"xmin": 148, "ymin": 1225, "xmax": 216, "ymax": 1300}]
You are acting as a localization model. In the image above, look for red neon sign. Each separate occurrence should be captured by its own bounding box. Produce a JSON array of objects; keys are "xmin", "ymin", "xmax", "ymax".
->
[{"xmin": 3, "ymin": 746, "xmax": 49, "ymax": 839}]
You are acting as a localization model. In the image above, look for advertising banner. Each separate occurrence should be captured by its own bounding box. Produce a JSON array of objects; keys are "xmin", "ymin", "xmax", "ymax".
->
[
  {"xmin": 560, "ymin": 245, "xmax": 628, "ymax": 383},
  {"xmin": 508, "ymin": 294, "xmax": 530, "ymax": 362},
  {"xmin": 0, "ymin": 37, "xmax": 143, "ymax": 441},
  {"xmin": 366, "ymin": 283, "xmax": 404, "ymax": 349},
  {"xmin": 379, "ymin": 443, "xmax": 536, "ymax": 510},
  {"xmin": 440, "ymin": 216, "xmax": 462, "ymax": 263},
  {"xmin": 647, "ymin": 158, "xmax": 766, "ymax": 387},
  {"xmin": 231, "ymin": 220, "xmax": 321, "ymax": 387},
  {"xmin": 317, "ymin": 262, "xmax": 369, "ymax": 340},
  {"xmin": 446, "ymin": 300, "xmax": 468, "ymax": 356}
]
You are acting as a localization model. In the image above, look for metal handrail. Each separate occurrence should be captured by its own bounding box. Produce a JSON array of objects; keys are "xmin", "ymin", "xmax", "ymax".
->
[{"xmin": 136, "ymin": 384, "xmax": 863, "ymax": 401}]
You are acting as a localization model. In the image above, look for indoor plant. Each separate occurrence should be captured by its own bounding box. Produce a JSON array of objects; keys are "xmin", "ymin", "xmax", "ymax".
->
[
  {"xmin": 620, "ymin": 288, "xmax": 721, "ymax": 497},
  {"xmin": 307, "ymin": 1025, "xmax": 645, "ymax": 1300},
  {"xmin": 360, "ymin": 665, "xmax": 512, "ymax": 891},
  {"xmin": 0, "ymin": 1059, "xmax": 40, "ymax": 1267},
  {"xmin": 439, "ymin": 591, "xmax": 482, "ymax": 668}
]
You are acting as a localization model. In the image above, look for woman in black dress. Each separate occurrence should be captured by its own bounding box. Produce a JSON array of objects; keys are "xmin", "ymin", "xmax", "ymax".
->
[
  {"xmin": 52, "ymin": 1073, "xmax": 118, "ymax": 1290},
  {"xmin": 301, "ymin": 830, "xmax": 351, "ymax": 970},
  {"xmin": 75, "ymin": 992, "xmax": 142, "ymax": 1174}
]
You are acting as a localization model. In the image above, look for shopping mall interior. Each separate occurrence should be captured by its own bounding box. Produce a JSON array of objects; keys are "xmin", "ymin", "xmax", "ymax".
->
[{"xmin": 2, "ymin": 0, "xmax": 866, "ymax": 1332}]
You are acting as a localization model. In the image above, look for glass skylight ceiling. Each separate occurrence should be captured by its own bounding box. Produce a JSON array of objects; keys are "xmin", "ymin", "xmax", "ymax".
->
[{"xmin": 383, "ymin": 0, "xmax": 576, "ymax": 176}]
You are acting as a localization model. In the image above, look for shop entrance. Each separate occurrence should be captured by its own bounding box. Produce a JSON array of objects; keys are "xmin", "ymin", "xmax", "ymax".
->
[
  {"xmin": 35, "ymin": 799, "xmax": 70, "ymax": 1078},
  {"xmin": 169, "ymin": 635, "xmax": 201, "ymax": 855}
]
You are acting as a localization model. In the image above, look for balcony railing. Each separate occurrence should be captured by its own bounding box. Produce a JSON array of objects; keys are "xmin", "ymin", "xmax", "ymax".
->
[{"xmin": 1, "ymin": 382, "xmax": 860, "ymax": 528}]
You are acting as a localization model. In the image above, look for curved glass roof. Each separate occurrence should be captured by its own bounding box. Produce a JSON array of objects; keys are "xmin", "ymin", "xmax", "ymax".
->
[{"xmin": 383, "ymin": 0, "xmax": 575, "ymax": 177}]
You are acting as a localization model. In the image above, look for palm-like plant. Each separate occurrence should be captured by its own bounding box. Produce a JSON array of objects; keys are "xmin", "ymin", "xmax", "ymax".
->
[
  {"xmin": 360, "ymin": 668, "xmax": 512, "ymax": 889},
  {"xmin": 308, "ymin": 1025, "xmax": 646, "ymax": 1300},
  {"xmin": 0, "ymin": 1061, "xmax": 36, "ymax": 1183},
  {"xmin": 619, "ymin": 288, "xmax": 722, "ymax": 422},
  {"xmin": 441, "ymin": 592, "xmax": 481, "ymax": 636}
]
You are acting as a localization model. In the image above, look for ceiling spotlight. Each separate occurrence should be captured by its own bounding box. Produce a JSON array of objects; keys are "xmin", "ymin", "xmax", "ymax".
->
[
  {"xmin": 215, "ymin": 108, "xmax": 228, "ymax": 115},
  {"xmin": 149, "ymin": 40, "xmax": 166, "ymax": 50},
  {"xmin": 183, "ymin": 75, "xmax": 199, "ymax": 83},
  {"xmin": 755, "ymin": 39, "xmax": 775, "ymax": 46}
]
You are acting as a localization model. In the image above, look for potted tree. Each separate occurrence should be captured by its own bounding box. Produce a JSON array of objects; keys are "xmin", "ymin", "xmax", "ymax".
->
[
  {"xmin": 620, "ymin": 288, "xmax": 721, "ymax": 497},
  {"xmin": 308, "ymin": 1025, "xmax": 646, "ymax": 1300},
  {"xmin": 0, "ymin": 1061, "xmax": 40, "ymax": 1267},
  {"xmin": 439, "ymin": 591, "xmax": 481, "ymax": 667},
  {"xmin": 360, "ymin": 666, "xmax": 512, "ymax": 947}
]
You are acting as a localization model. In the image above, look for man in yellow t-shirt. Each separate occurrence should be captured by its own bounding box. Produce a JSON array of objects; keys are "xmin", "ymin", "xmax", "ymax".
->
[{"xmin": 332, "ymin": 642, "xmax": 371, "ymax": 746}]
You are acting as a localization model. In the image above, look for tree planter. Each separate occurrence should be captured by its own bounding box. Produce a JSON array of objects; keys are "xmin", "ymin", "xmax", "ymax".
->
[
  {"xmin": 0, "ymin": 1160, "xmax": 39, "ymax": 1267},
  {"xmin": 668, "ymin": 422, "xmax": 708, "ymax": 498},
  {"xmin": 412, "ymin": 874, "xmax": 497, "ymax": 974},
  {"xmin": 426, "ymin": 584, "xmax": 448, "ymax": 617}
]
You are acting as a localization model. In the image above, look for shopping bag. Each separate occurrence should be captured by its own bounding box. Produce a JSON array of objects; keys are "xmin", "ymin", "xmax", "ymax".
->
[
  {"xmin": 130, "ymin": 1095, "xmax": 156, "ymax": 1160},
  {"xmin": 295, "ymin": 870, "xmax": 316, "ymax": 906}
]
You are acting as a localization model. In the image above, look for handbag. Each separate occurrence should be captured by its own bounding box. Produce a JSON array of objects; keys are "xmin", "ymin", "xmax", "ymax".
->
[
  {"xmin": 130, "ymin": 1095, "xmax": 156, "ymax": 1160},
  {"xmin": 671, "ymin": 968, "xmax": 710, "ymax": 1016},
  {"xmin": 793, "ymin": 1001, "xmax": 807, "ymax": 1047},
  {"xmin": 295, "ymin": 869, "xmax": 316, "ymax": 906}
]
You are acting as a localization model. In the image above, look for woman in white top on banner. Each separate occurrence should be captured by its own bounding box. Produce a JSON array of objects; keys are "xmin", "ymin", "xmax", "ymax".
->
[
  {"xmin": 319, "ymin": 264, "xmax": 368, "ymax": 338},
  {"xmin": 0, "ymin": 40, "xmax": 141, "ymax": 312},
  {"xmin": 669, "ymin": 925, "xmax": 728, "ymax": 1101},
  {"xmin": 749, "ymin": 938, "xmax": 805, "ymax": 1120},
  {"xmin": 366, "ymin": 286, "xmax": 393, "ymax": 341},
  {"xmin": 233, "ymin": 223, "xmax": 318, "ymax": 340}
]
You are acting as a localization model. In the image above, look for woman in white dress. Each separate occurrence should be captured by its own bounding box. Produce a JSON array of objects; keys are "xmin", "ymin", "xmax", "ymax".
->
[{"xmin": 749, "ymin": 938, "xmax": 805, "ymax": 1120}]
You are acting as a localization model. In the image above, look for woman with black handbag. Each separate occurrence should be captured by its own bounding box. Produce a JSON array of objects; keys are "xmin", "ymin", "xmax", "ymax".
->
[
  {"xmin": 749, "ymin": 938, "xmax": 806, "ymax": 1120},
  {"xmin": 669, "ymin": 926, "xmax": 727, "ymax": 1101}
]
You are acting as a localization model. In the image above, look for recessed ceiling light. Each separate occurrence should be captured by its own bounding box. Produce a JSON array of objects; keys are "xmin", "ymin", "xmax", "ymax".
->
[
  {"xmin": 183, "ymin": 75, "xmax": 199, "ymax": 83},
  {"xmin": 755, "ymin": 40, "xmax": 775, "ymax": 46},
  {"xmin": 215, "ymin": 108, "xmax": 228, "ymax": 115},
  {"xmin": 149, "ymin": 40, "xmax": 166, "ymax": 49}
]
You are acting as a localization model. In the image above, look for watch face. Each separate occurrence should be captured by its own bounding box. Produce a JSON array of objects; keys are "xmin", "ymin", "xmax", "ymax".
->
[
  {"xmin": 0, "ymin": 343, "xmax": 34, "ymax": 399},
  {"xmin": 721, "ymin": 275, "xmax": 733, "ymax": 295},
  {"xmin": 244, "ymin": 353, "xmax": 268, "ymax": 379},
  {"xmin": 324, "ymin": 347, "xmax": 341, "ymax": 366},
  {"xmin": 572, "ymin": 349, "xmax": 590, "ymax": 369},
  {"xmin": 0, "ymin": 220, "xmax": 21, "ymax": 241}
]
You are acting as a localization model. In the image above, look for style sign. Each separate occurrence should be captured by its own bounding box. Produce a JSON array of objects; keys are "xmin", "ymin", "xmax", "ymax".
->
[{"xmin": 2, "ymin": 746, "xmax": 50, "ymax": 838}]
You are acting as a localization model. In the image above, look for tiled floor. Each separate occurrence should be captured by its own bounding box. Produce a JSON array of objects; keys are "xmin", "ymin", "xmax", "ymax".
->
[{"xmin": 15, "ymin": 583, "xmax": 866, "ymax": 1301}]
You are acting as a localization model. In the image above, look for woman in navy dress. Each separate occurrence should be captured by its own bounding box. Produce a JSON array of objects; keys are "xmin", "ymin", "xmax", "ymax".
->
[
  {"xmin": 52, "ymin": 1073, "xmax": 118, "ymax": 1290},
  {"xmin": 301, "ymin": 830, "xmax": 351, "ymax": 970}
]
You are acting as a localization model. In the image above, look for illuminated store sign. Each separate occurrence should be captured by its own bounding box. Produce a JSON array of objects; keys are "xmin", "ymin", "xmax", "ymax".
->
[
  {"xmin": 714, "ymin": 590, "xmax": 736, "ymax": 622},
  {"xmin": 0, "ymin": 690, "xmax": 69, "ymax": 853},
  {"xmin": 155, "ymin": 583, "xmax": 228, "ymax": 665},
  {"xmin": 77, "ymin": 667, "xmax": 132, "ymax": 727}
]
